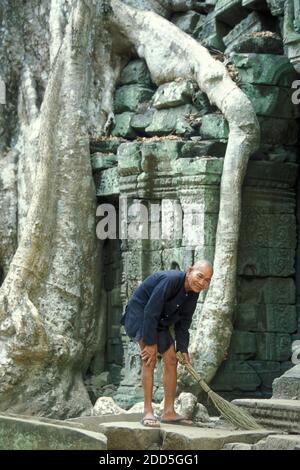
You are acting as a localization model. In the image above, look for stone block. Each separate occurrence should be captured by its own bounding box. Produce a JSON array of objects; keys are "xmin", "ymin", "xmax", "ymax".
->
[
  {"xmin": 95, "ymin": 167, "xmax": 119, "ymax": 197},
  {"xmin": 181, "ymin": 139, "xmax": 227, "ymax": 158},
  {"xmin": 197, "ymin": 12, "xmax": 230, "ymax": 51},
  {"xmin": 237, "ymin": 247, "xmax": 295, "ymax": 277},
  {"xmin": 229, "ymin": 53, "xmax": 298, "ymax": 86},
  {"xmin": 266, "ymin": 0, "xmax": 285, "ymax": 16},
  {"xmin": 247, "ymin": 361, "xmax": 281, "ymax": 389},
  {"xmin": 90, "ymin": 138, "xmax": 124, "ymax": 154},
  {"xmin": 240, "ymin": 83, "xmax": 300, "ymax": 119},
  {"xmin": 230, "ymin": 331, "xmax": 257, "ymax": 355},
  {"xmin": 145, "ymin": 104, "xmax": 199, "ymax": 136},
  {"xmin": 172, "ymin": 157, "xmax": 223, "ymax": 182},
  {"xmin": 254, "ymin": 434, "xmax": 300, "ymax": 450},
  {"xmin": 211, "ymin": 360, "xmax": 261, "ymax": 391},
  {"xmin": 238, "ymin": 278, "xmax": 296, "ymax": 305},
  {"xmin": 114, "ymin": 85, "xmax": 154, "ymax": 113},
  {"xmin": 223, "ymin": 11, "xmax": 276, "ymax": 51},
  {"xmin": 255, "ymin": 332, "xmax": 292, "ymax": 361},
  {"xmin": 240, "ymin": 212, "xmax": 297, "ymax": 249},
  {"xmin": 215, "ymin": 0, "xmax": 250, "ymax": 26},
  {"xmin": 117, "ymin": 142, "xmax": 142, "ymax": 176},
  {"xmin": 172, "ymin": 10, "xmax": 206, "ymax": 36},
  {"xmin": 91, "ymin": 153, "xmax": 117, "ymax": 172},
  {"xmin": 112, "ymin": 112, "xmax": 136, "ymax": 139},
  {"xmin": 200, "ymin": 113, "xmax": 229, "ymax": 139},
  {"xmin": 250, "ymin": 145, "xmax": 298, "ymax": 163},
  {"xmin": 272, "ymin": 363, "xmax": 300, "ymax": 399},
  {"xmin": 161, "ymin": 247, "xmax": 194, "ymax": 272},
  {"xmin": 236, "ymin": 304, "xmax": 298, "ymax": 333},
  {"xmin": 227, "ymin": 32, "xmax": 283, "ymax": 54},
  {"xmin": 242, "ymin": 0, "xmax": 269, "ymax": 11},
  {"xmin": 131, "ymin": 108, "xmax": 155, "ymax": 131},
  {"xmin": 141, "ymin": 140, "xmax": 185, "ymax": 173},
  {"xmin": 0, "ymin": 415, "xmax": 107, "ymax": 450},
  {"xmin": 171, "ymin": 1, "xmax": 216, "ymax": 13},
  {"xmin": 152, "ymin": 80, "xmax": 196, "ymax": 109},
  {"xmin": 258, "ymin": 117, "xmax": 299, "ymax": 145},
  {"xmin": 244, "ymin": 161, "xmax": 298, "ymax": 190},
  {"xmin": 119, "ymin": 60, "xmax": 152, "ymax": 86}
]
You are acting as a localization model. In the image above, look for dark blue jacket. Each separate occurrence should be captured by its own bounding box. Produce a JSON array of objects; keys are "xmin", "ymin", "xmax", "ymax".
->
[{"xmin": 121, "ymin": 270, "xmax": 199, "ymax": 352}]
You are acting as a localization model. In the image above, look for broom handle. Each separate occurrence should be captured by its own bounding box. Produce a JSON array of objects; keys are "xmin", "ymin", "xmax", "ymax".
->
[{"xmin": 176, "ymin": 351, "xmax": 211, "ymax": 394}]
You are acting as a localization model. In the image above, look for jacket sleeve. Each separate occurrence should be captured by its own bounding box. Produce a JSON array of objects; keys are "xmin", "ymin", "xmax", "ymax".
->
[
  {"xmin": 174, "ymin": 312, "xmax": 193, "ymax": 353},
  {"xmin": 141, "ymin": 277, "xmax": 177, "ymax": 345}
]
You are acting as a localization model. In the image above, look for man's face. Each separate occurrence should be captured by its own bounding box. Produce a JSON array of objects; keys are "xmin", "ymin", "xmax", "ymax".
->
[{"xmin": 186, "ymin": 265, "xmax": 213, "ymax": 293}]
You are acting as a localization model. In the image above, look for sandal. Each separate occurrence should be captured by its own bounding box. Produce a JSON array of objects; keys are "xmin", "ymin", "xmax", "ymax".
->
[{"xmin": 140, "ymin": 416, "xmax": 161, "ymax": 428}]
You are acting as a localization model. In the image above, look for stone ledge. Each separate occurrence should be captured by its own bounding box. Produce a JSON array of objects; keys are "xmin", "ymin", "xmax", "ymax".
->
[
  {"xmin": 95, "ymin": 420, "xmax": 277, "ymax": 450},
  {"xmin": 232, "ymin": 398, "xmax": 300, "ymax": 433},
  {"xmin": 0, "ymin": 413, "xmax": 107, "ymax": 450}
]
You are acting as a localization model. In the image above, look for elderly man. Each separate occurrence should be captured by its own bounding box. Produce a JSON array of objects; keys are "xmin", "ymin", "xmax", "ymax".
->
[{"xmin": 120, "ymin": 260, "xmax": 213, "ymax": 427}]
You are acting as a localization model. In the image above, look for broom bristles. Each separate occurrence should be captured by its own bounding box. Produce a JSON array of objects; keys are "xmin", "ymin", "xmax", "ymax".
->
[{"xmin": 176, "ymin": 352, "xmax": 263, "ymax": 431}]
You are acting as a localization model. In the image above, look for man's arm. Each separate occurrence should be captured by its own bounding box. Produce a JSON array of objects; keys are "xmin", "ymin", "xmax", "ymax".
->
[{"xmin": 174, "ymin": 312, "xmax": 193, "ymax": 354}]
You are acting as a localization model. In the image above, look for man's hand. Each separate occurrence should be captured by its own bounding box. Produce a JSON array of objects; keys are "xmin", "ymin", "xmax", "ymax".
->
[
  {"xmin": 141, "ymin": 344, "xmax": 157, "ymax": 366},
  {"xmin": 181, "ymin": 352, "xmax": 190, "ymax": 364}
]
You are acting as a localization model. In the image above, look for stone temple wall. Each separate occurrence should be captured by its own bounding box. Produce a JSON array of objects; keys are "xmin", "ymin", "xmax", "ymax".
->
[{"xmin": 87, "ymin": 0, "xmax": 300, "ymax": 407}]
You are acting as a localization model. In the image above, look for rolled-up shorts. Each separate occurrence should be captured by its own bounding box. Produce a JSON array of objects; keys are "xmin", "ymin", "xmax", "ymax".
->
[{"xmin": 121, "ymin": 305, "xmax": 174, "ymax": 354}]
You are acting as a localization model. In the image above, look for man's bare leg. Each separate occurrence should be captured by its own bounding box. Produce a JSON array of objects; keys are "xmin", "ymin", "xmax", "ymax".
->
[
  {"xmin": 160, "ymin": 343, "xmax": 185, "ymax": 421},
  {"xmin": 138, "ymin": 339, "xmax": 160, "ymax": 426}
]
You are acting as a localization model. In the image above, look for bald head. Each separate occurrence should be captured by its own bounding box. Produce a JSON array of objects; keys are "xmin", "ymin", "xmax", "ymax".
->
[
  {"xmin": 192, "ymin": 260, "xmax": 213, "ymax": 272},
  {"xmin": 184, "ymin": 259, "xmax": 213, "ymax": 293}
]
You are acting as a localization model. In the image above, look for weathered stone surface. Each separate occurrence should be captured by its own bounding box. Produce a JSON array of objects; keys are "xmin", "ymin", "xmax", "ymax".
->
[
  {"xmin": 240, "ymin": 83, "xmax": 300, "ymax": 119},
  {"xmin": 236, "ymin": 304, "xmax": 298, "ymax": 333},
  {"xmin": 200, "ymin": 113, "xmax": 229, "ymax": 139},
  {"xmin": 272, "ymin": 363, "xmax": 300, "ymax": 399},
  {"xmin": 266, "ymin": 0, "xmax": 285, "ymax": 16},
  {"xmin": 211, "ymin": 361, "xmax": 261, "ymax": 391},
  {"xmin": 232, "ymin": 398, "xmax": 300, "ymax": 433},
  {"xmin": 0, "ymin": 414, "xmax": 107, "ymax": 450},
  {"xmin": 117, "ymin": 142, "xmax": 142, "ymax": 176},
  {"xmin": 228, "ymin": 32, "xmax": 283, "ymax": 54},
  {"xmin": 152, "ymin": 80, "xmax": 196, "ymax": 109},
  {"xmin": 119, "ymin": 60, "xmax": 153, "ymax": 86},
  {"xmin": 254, "ymin": 434, "xmax": 300, "ymax": 450},
  {"xmin": 172, "ymin": 10, "xmax": 206, "ymax": 38},
  {"xmin": 98, "ymin": 420, "xmax": 275, "ymax": 450},
  {"xmin": 90, "ymin": 138, "xmax": 124, "ymax": 154},
  {"xmin": 93, "ymin": 397, "xmax": 126, "ymax": 416},
  {"xmin": 230, "ymin": 331, "xmax": 257, "ymax": 355},
  {"xmin": 238, "ymin": 247, "xmax": 295, "ymax": 277},
  {"xmin": 131, "ymin": 108, "xmax": 155, "ymax": 131},
  {"xmin": 112, "ymin": 112, "xmax": 136, "ymax": 139},
  {"xmin": 258, "ymin": 117, "xmax": 299, "ymax": 145},
  {"xmin": 141, "ymin": 139, "xmax": 185, "ymax": 173},
  {"xmin": 95, "ymin": 166, "xmax": 119, "ymax": 197},
  {"xmin": 223, "ymin": 442, "xmax": 253, "ymax": 449},
  {"xmin": 215, "ymin": 0, "xmax": 250, "ymax": 26},
  {"xmin": 256, "ymin": 333, "xmax": 292, "ymax": 361},
  {"xmin": 238, "ymin": 278, "xmax": 296, "ymax": 305},
  {"xmin": 283, "ymin": 0, "xmax": 300, "ymax": 73},
  {"xmin": 197, "ymin": 12, "xmax": 230, "ymax": 50},
  {"xmin": 145, "ymin": 104, "xmax": 199, "ymax": 136},
  {"xmin": 114, "ymin": 85, "xmax": 154, "ymax": 113},
  {"xmin": 229, "ymin": 53, "xmax": 298, "ymax": 86},
  {"xmin": 181, "ymin": 139, "xmax": 227, "ymax": 158},
  {"xmin": 91, "ymin": 153, "xmax": 117, "ymax": 172},
  {"xmin": 171, "ymin": 0, "xmax": 216, "ymax": 13},
  {"xmin": 223, "ymin": 12, "xmax": 276, "ymax": 51},
  {"xmin": 246, "ymin": 361, "xmax": 281, "ymax": 389}
]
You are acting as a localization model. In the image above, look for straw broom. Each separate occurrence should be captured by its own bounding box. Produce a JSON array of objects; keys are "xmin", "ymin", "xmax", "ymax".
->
[{"xmin": 176, "ymin": 351, "xmax": 263, "ymax": 431}]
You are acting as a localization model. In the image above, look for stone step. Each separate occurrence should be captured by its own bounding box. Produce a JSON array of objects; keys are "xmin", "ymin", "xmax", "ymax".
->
[{"xmin": 232, "ymin": 398, "xmax": 300, "ymax": 433}]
